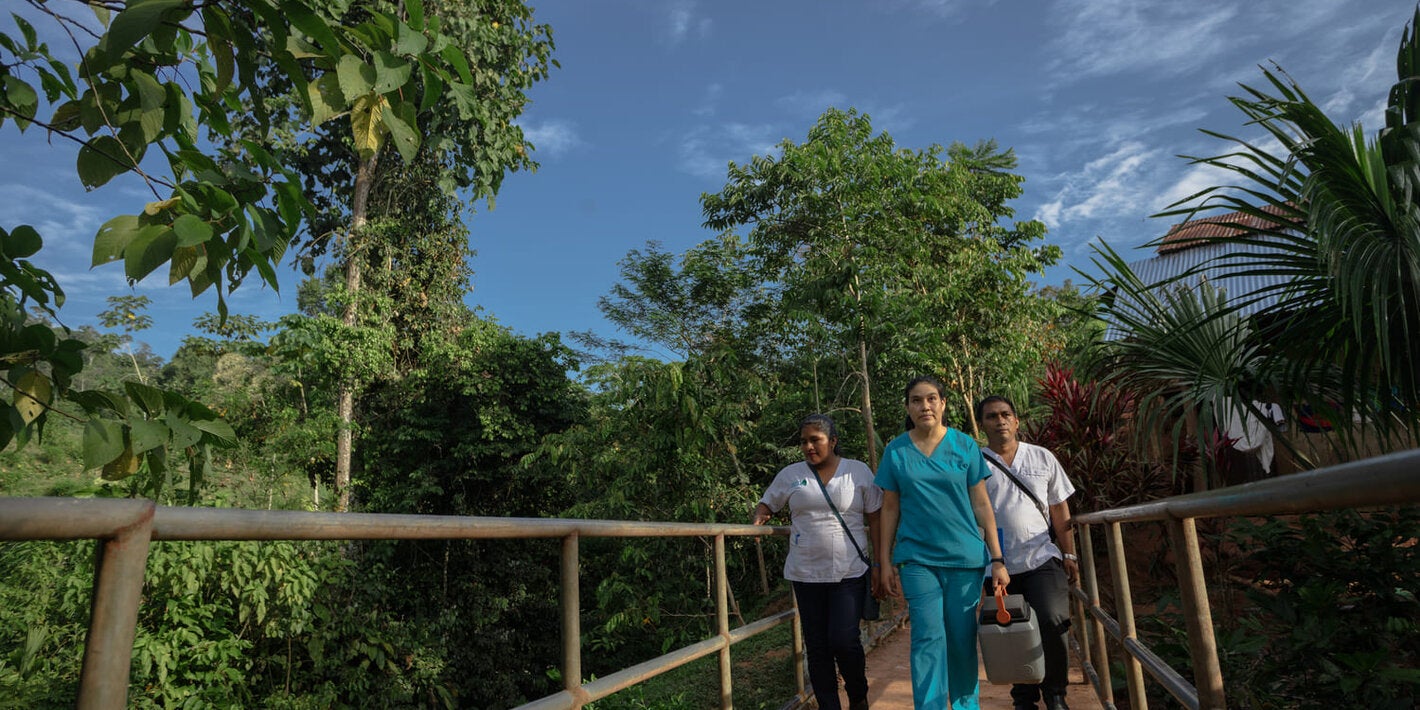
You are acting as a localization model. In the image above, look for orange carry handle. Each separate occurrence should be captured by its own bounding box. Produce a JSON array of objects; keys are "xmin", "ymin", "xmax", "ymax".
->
[{"xmin": 994, "ymin": 585, "xmax": 1011, "ymax": 625}]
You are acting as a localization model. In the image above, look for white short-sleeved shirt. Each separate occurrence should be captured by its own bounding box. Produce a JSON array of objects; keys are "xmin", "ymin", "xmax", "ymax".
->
[
  {"xmin": 982, "ymin": 443, "xmax": 1075, "ymax": 575},
  {"xmin": 759, "ymin": 458, "xmax": 883, "ymax": 583}
]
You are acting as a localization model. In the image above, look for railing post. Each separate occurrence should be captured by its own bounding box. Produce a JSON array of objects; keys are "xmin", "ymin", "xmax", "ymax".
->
[
  {"xmin": 1168, "ymin": 517, "xmax": 1225, "ymax": 709},
  {"xmin": 1065, "ymin": 527, "xmax": 1085, "ymax": 662},
  {"xmin": 1079, "ymin": 524, "xmax": 1113, "ymax": 706},
  {"xmin": 78, "ymin": 503, "xmax": 154, "ymax": 710},
  {"xmin": 561, "ymin": 533, "xmax": 586, "ymax": 708},
  {"xmin": 1065, "ymin": 527, "xmax": 1090, "ymax": 664},
  {"xmin": 714, "ymin": 534, "xmax": 733, "ymax": 710},
  {"xmin": 1106, "ymin": 521, "xmax": 1148, "ymax": 709}
]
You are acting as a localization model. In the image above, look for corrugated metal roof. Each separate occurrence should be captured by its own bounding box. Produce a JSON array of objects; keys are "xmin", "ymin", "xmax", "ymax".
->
[
  {"xmin": 1156, "ymin": 204, "xmax": 1299, "ymax": 254},
  {"xmin": 1101, "ymin": 210, "xmax": 1300, "ymax": 340},
  {"xmin": 1125, "ymin": 236, "xmax": 1293, "ymax": 319}
]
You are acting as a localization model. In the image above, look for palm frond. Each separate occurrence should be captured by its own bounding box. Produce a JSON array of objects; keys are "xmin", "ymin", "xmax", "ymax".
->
[{"xmin": 1132, "ymin": 14, "xmax": 1420, "ymax": 453}]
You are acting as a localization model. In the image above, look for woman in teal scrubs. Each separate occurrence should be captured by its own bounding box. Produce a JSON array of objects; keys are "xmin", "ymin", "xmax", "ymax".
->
[{"xmin": 876, "ymin": 375, "xmax": 1010, "ymax": 709}]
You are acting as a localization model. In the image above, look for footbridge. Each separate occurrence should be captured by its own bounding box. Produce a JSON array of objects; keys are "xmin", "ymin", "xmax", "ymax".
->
[{"xmin": 2, "ymin": 449, "xmax": 1417, "ymax": 709}]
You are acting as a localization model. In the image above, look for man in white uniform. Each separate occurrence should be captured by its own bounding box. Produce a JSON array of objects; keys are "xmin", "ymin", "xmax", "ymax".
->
[{"xmin": 976, "ymin": 395, "xmax": 1079, "ymax": 710}]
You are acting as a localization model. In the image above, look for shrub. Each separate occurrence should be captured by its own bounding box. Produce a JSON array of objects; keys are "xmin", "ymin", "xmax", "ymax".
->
[{"xmin": 1024, "ymin": 363, "xmax": 1180, "ymax": 513}]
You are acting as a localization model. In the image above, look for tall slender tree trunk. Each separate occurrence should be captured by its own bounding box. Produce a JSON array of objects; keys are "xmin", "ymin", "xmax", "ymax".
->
[
  {"xmin": 858, "ymin": 335, "xmax": 878, "ymax": 470},
  {"xmin": 336, "ymin": 152, "xmax": 379, "ymax": 512}
]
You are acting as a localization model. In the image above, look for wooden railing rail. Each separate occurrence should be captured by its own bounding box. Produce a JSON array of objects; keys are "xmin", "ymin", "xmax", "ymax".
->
[
  {"xmin": 0, "ymin": 497, "xmax": 802, "ymax": 710},
  {"xmin": 1066, "ymin": 448, "xmax": 1420, "ymax": 710}
]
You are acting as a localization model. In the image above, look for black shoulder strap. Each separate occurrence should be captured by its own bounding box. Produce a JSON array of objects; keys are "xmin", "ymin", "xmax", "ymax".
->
[
  {"xmin": 982, "ymin": 451, "xmax": 1056, "ymax": 542},
  {"xmin": 809, "ymin": 464, "xmax": 871, "ymax": 565}
]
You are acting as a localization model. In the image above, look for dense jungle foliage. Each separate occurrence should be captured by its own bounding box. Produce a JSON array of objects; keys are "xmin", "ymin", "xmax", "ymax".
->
[{"xmin": 2, "ymin": 1, "xmax": 1419, "ymax": 708}]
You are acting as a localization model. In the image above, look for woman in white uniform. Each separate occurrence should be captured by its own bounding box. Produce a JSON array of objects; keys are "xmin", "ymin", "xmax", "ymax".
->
[{"xmin": 753, "ymin": 414, "xmax": 882, "ymax": 710}]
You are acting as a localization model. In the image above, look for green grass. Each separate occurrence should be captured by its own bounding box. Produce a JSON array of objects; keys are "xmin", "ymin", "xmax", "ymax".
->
[{"xmin": 588, "ymin": 584, "xmax": 803, "ymax": 710}]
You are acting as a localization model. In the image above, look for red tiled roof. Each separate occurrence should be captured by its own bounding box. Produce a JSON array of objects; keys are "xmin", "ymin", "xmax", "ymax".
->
[{"xmin": 1156, "ymin": 203, "xmax": 1298, "ymax": 253}]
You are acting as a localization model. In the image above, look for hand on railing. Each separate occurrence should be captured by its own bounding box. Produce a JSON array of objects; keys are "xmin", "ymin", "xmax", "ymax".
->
[{"xmin": 751, "ymin": 503, "xmax": 772, "ymax": 526}]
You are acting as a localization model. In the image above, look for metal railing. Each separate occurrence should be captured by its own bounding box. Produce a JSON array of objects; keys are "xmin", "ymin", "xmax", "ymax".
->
[
  {"xmin": 0, "ymin": 498, "xmax": 803, "ymax": 710},
  {"xmin": 1066, "ymin": 447, "xmax": 1420, "ymax": 710}
]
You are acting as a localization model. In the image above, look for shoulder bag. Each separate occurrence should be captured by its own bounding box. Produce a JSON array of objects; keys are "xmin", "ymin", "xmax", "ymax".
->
[{"xmin": 982, "ymin": 452, "xmax": 1057, "ymax": 543}]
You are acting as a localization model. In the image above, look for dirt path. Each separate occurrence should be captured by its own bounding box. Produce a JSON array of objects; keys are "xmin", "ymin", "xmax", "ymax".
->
[{"xmin": 829, "ymin": 619, "xmax": 1104, "ymax": 710}]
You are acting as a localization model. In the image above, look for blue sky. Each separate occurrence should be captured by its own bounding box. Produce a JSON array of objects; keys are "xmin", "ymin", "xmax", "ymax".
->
[{"xmin": 0, "ymin": 0, "xmax": 1412, "ymax": 360}]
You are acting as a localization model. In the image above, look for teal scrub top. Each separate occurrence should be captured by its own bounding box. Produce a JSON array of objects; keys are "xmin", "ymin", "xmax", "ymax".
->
[{"xmin": 875, "ymin": 428, "xmax": 990, "ymax": 569}]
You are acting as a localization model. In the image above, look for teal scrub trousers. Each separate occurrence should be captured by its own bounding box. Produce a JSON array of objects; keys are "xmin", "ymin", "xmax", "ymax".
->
[{"xmin": 899, "ymin": 563, "xmax": 987, "ymax": 709}]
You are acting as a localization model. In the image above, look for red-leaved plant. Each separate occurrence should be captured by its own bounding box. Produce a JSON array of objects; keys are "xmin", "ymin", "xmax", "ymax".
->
[{"xmin": 1024, "ymin": 363, "xmax": 1182, "ymax": 513}]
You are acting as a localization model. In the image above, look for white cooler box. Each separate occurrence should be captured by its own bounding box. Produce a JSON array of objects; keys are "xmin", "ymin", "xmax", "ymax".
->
[{"xmin": 977, "ymin": 591, "xmax": 1045, "ymax": 685}]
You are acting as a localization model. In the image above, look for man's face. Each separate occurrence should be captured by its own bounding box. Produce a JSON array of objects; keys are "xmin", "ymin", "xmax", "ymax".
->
[{"xmin": 980, "ymin": 400, "xmax": 1019, "ymax": 446}]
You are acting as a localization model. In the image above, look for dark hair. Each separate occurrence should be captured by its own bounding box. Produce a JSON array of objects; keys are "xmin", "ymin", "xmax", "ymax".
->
[
  {"xmin": 799, "ymin": 413, "xmax": 842, "ymax": 455},
  {"xmin": 974, "ymin": 394, "xmax": 1018, "ymax": 423},
  {"xmin": 902, "ymin": 375, "xmax": 948, "ymax": 431}
]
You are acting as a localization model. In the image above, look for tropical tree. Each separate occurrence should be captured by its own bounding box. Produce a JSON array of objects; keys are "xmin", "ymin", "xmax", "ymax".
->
[
  {"xmin": 0, "ymin": 0, "xmax": 553, "ymax": 503},
  {"xmin": 588, "ymin": 236, "xmax": 767, "ymax": 361},
  {"xmin": 96, "ymin": 295, "xmax": 155, "ymax": 384},
  {"xmin": 1085, "ymin": 7, "xmax": 1420, "ymax": 463},
  {"xmin": 259, "ymin": 0, "xmax": 556, "ymax": 511},
  {"xmin": 702, "ymin": 108, "xmax": 1060, "ymax": 462}
]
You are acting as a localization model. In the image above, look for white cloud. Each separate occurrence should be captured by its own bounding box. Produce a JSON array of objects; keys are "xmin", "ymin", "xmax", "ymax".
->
[
  {"xmin": 521, "ymin": 120, "xmax": 581, "ymax": 157},
  {"xmin": 677, "ymin": 123, "xmax": 782, "ymax": 179},
  {"xmin": 693, "ymin": 83, "xmax": 724, "ymax": 117},
  {"xmin": 1320, "ymin": 38, "xmax": 1391, "ymax": 122},
  {"xmin": 775, "ymin": 89, "xmax": 849, "ymax": 115},
  {"xmin": 1033, "ymin": 141, "xmax": 1164, "ymax": 230},
  {"xmin": 1047, "ymin": 0, "xmax": 1238, "ymax": 79},
  {"xmin": 1151, "ymin": 163, "xmax": 1232, "ymax": 214},
  {"xmin": 1152, "ymin": 131, "xmax": 1289, "ymax": 213},
  {"xmin": 887, "ymin": 0, "xmax": 977, "ymax": 21},
  {"xmin": 857, "ymin": 103, "xmax": 915, "ymax": 135},
  {"xmin": 0, "ymin": 183, "xmax": 104, "ymax": 254},
  {"xmin": 665, "ymin": 1, "xmax": 711, "ymax": 44}
]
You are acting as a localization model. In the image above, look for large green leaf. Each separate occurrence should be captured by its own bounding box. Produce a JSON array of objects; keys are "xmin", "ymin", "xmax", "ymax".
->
[
  {"xmin": 124, "ymin": 381, "xmax": 166, "ymax": 417},
  {"xmin": 3, "ymin": 225, "xmax": 42, "ymax": 259},
  {"xmin": 190, "ymin": 417, "xmax": 236, "ymax": 447},
  {"xmin": 202, "ymin": 5, "xmax": 236, "ymax": 93},
  {"xmin": 123, "ymin": 225, "xmax": 177, "ymax": 282},
  {"xmin": 395, "ymin": 21, "xmax": 428, "ymax": 56},
  {"xmin": 307, "ymin": 73, "xmax": 344, "ymax": 126},
  {"xmin": 404, "ymin": 0, "xmax": 425, "ymax": 31},
  {"xmin": 3, "ymin": 75, "xmax": 38, "ymax": 123},
  {"xmin": 101, "ymin": 0, "xmax": 186, "ymax": 61},
  {"xmin": 71, "ymin": 390, "xmax": 129, "ymax": 417},
  {"xmin": 383, "ymin": 110, "xmax": 420, "ymax": 164},
  {"xmin": 161, "ymin": 83, "xmax": 197, "ymax": 139},
  {"xmin": 165, "ymin": 411, "xmax": 201, "ymax": 450},
  {"xmin": 336, "ymin": 55, "xmax": 374, "ymax": 100},
  {"xmin": 129, "ymin": 72, "xmax": 166, "ymax": 143},
  {"xmin": 168, "ymin": 244, "xmax": 204, "ymax": 286},
  {"xmin": 284, "ymin": 0, "xmax": 342, "ymax": 58},
  {"xmin": 49, "ymin": 100, "xmax": 82, "ymax": 131},
  {"xmin": 171, "ymin": 213, "xmax": 213, "ymax": 246},
  {"xmin": 371, "ymin": 51, "xmax": 412, "ymax": 94},
  {"xmin": 77, "ymin": 135, "xmax": 133, "ymax": 188},
  {"xmin": 82, "ymin": 418, "xmax": 126, "ymax": 470},
  {"xmin": 129, "ymin": 419, "xmax": 169, "ymax": 454},
  {"xmin": 92, "ymin": 214, "xmax": 141, "ymax": 267},
  {"xmin": 418, "ymin": 61, "xmax": 443, "ymax": 114},
  {"xmin": 440, "ymin": 44, "xmax": 473, "ymax": 84}
]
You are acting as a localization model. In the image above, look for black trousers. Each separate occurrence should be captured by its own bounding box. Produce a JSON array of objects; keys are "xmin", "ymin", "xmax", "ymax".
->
[
  {"xmin": 1005, "ymin": 558, "xmax": 1072, "ymax": 704},
  {"xmin": 792, "ymin": 572, "xmax": 870, "ymax": 710}
]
